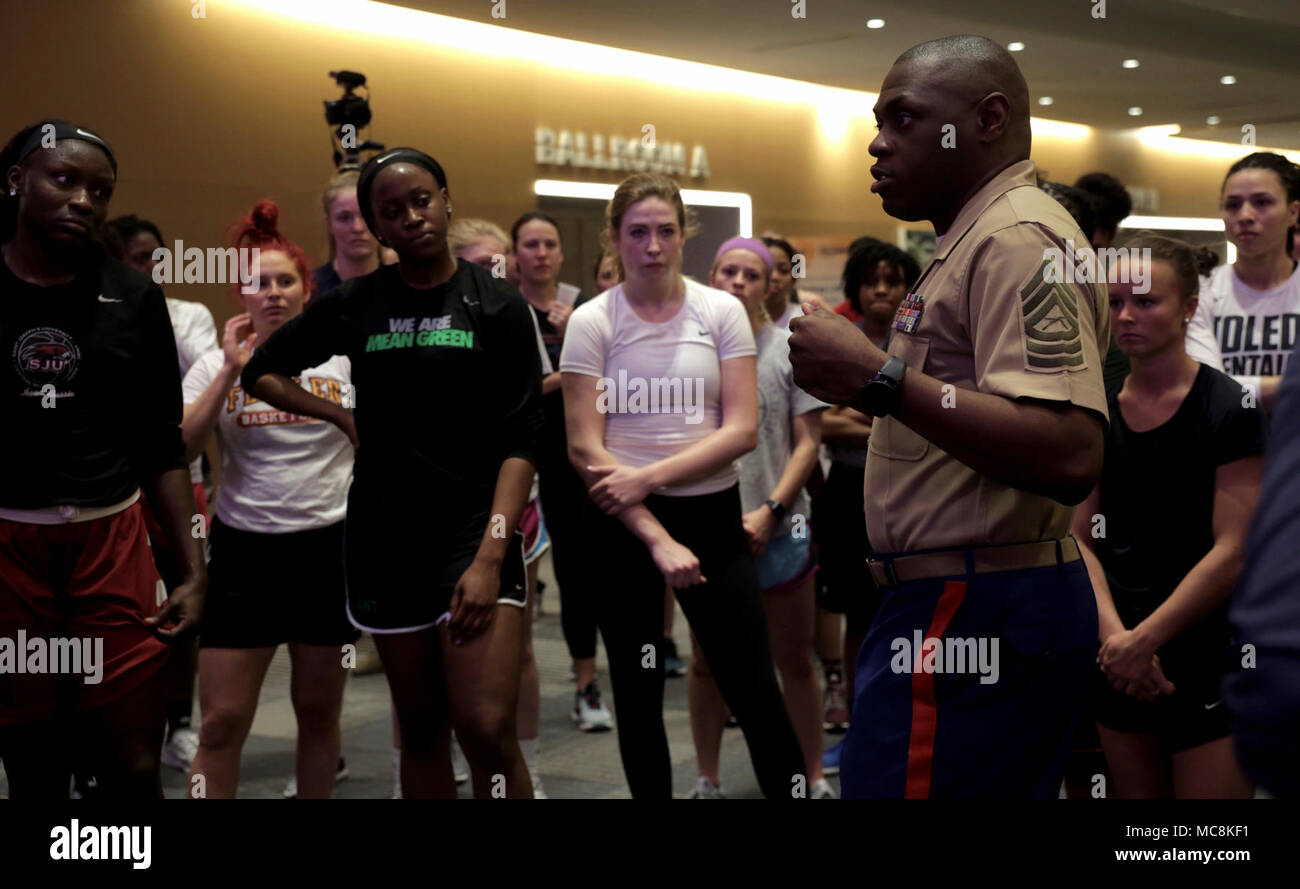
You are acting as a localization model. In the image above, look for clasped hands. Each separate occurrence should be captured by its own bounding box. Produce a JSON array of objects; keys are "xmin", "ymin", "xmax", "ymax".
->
[
  {"xmin": 586, "ymin": 464, "xmax": 656, "ymax": 515},
  {"xmin": 1098, "ymin": 628, "xmax": 1176, "ymax": 702}
]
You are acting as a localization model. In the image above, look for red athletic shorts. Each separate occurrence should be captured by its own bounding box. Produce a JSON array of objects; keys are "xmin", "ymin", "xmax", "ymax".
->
[
  {"xmin": 0, "ymin": 502, "xmax": 171, "ymax": 725},
  {"xmin": 139, "ymin": 482, "xmax": 207, "ymax": 591}
]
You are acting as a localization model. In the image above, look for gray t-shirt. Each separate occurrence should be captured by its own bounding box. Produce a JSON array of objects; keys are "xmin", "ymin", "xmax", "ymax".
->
[{"xmin": 739, "ymin": 324, "xmax": 828, "ymax": 532}]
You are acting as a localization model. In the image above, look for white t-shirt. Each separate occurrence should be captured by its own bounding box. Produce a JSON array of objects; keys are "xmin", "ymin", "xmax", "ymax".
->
[
  {"xmin": 772, "ymin": 301, "xmax": 799, "ymax": 330},
  {"xmin": 1186, "ymin": 262, "xmax": 1300, "ymax": 398},
  {"xmin": 560, "ymin": 278, "xmax": 757, "ymax": 497},
  {"xmin": 166, "ymin": 298, "xmax": 219, "ymax": 485},
  {"xmin": 182, "ymin": 349, "xmax": 354, "ymax": 533},
  {"xmin": 739, "ymin": 324, "xmax": 827, "ymax": 532}
]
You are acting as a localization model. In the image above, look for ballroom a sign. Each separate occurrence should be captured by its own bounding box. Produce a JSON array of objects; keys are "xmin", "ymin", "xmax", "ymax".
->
[{"xmin": 535, "ymin": 127, "xmax": 710, "ymax": 179}]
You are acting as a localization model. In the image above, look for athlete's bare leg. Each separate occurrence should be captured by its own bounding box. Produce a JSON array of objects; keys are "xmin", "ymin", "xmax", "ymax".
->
[
  {"xmin": 288, "ymin": 642, "xmax": 350, "ymax": 798},
  {"xmin": 687, "ymin": 629, "xmax": 727, "ymax": 785},
  {"xmin": 441, "ymin": 606, "xmax": 531, "ymax": 799},
  {"xmin": 190, "ymin": 647, "xmax": 276, "ymax": 798},
  {"xmin": 518, "ymin": 575, "xmax": 540, "ymax": 741},
  {"xmin": 1097, "ymin": 724, "xmax": 1172, "ymax": 798},
  {"xmin": 374, "ymin": 628, "xmax": 455, "ymax": 799},
  {"xmin": 1171, "ymin": 736, "xmax": 1254, "ymax": 799},
  {"xmin": 764, "ymin": 578, "xmax": 823, "ymax": 783}
]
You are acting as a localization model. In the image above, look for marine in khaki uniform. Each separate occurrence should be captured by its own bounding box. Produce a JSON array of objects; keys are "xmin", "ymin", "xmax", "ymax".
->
[{"xmin": 790, "ymin": 34, "xmax": 1110, "ymax": 798}]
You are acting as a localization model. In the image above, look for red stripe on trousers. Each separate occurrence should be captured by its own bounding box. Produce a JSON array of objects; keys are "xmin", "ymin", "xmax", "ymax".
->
[{"xmin": 904, "ymin": 580, "xmax": 968, "ymax": 798}]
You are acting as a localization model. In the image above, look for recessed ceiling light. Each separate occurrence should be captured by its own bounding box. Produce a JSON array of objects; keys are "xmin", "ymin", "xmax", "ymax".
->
[
  {"xmin": 1038, "ymin": 96, "xmax": 1054, "ymax": 106},
  {"xmin": 1127, "ymin": 106, "xmax": 1143, "ymax": 116},
  {"xmin": 1008, "ymin": 42, "xmax": 1025, "ymax": 52},
  {"xmin": 1220, "ymin": 75, "xmax": 1236, "ymax": 85},
  {"xmin": 866, "ymin": 19, "xmax": 885, "ymax": 29},
  {"xmin": 1122, "ymin": 59, "xmax": 1139, "ymax": 69},
  {"xmin": 1206, "ymin": 115, "xmax": 1221, "ymax": 125}
]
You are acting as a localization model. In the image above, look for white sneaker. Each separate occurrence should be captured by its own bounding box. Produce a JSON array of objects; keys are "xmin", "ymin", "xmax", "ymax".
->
[
  {"xmin": 161, "ymin": 728, "xmax": 199, "ymax": 771},
  {"xmin": 283, "ymin": 758, "xmax": 349, "ymax": 799},
  {"xmin": 571, "ymin": 682, "xmax": 613, "ymax": 732},
  {"xmin": 811, "ymin": 778, "xmax": 838, "ymax": 799},
  {"xmin": 688, "ymin": 777, "xmax": 725, "ymax": 799}
]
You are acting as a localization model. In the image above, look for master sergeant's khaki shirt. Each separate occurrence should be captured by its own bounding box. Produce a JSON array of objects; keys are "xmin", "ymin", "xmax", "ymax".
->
[{"xmin": 865, "ymin": 159, "xmax": 1111, "ymax": 553}]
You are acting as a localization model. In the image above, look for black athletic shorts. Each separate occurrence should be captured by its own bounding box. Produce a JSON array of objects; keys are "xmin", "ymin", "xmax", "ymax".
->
[
  {"xmin": 344, "ymin": 510, "xmax": 527, "ymax": 634},
  {"xmin": 1092, "ymin": 664, "xmax": 1230, "ymax": 753},
  {"xmin": 200, "ymin": 516, "xmax": 360, "ymax": 649}
]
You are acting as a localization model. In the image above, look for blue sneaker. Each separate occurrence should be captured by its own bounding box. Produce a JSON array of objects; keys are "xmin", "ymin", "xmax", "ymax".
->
[{"xmin": 822, "ymin": 741, "xmax": 842, "ymax": 777}]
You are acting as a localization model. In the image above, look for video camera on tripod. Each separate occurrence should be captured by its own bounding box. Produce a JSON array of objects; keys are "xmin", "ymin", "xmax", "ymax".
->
[{"xmin": 324, "ymin": 69, "xmax": 385, "ymax": 171}]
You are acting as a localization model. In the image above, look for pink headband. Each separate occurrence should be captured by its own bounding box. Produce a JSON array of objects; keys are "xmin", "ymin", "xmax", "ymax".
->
[{"xmin": 713, "ymin": 237, "xmax": 775, "ymax": 272}]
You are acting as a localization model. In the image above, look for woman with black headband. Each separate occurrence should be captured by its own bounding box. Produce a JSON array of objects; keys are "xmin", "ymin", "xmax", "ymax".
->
[
  {"xmin": 242, "ymin": 148, "xmax": 543, "ymax": 798},
  {"xmin": 0, "ymin": 120, "xmax": 205, "ymax": 798}
]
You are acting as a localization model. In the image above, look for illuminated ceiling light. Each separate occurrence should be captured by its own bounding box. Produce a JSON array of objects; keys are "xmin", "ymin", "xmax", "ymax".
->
[
  {"xmin": 1128, "ymin": 106, "xmax": 1143, "ymax": 116},
  {"xmin": 1007, "ymin": 42, "xmax": 1025, "ymax": 51},
  {"xmin": 1031, "ymin": 118, "xmax": 1091, "ymax": 139},
  {"xmin": 226, "ymin": 1, "xmax": 1091, "ymax": 142},
  {"xmin": 1038, "ymin": 96, "xmax": 1054, "ymax": 106},
  {"xmin": 866, "ymin": 19, "xmax": 885, "ymax": 29},
  {"xmin": 1122, "ymin": 215, "xmax": 1225, "ymax": 232},
  {"xmin": 1122, "ymin": 59, "xmax": 1139, "ymax": 69},
  {"xmin": 1206, "ymin": 115, "xmax": 1221, "ymax": 125},
  {"xmin": 1220, "ymin": 75, "xmax": 1237, "ymax": 85},
  {"xmin": 229, "ymin": 1, "xmax": 867, "ymax": 110},
  {"xmin": 1134, "ymin": 124, "xmax": 1300, "ymax": 163}
]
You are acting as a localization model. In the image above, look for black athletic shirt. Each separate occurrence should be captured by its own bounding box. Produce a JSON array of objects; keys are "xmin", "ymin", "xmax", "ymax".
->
[
  {"xmin": 311, "ymin": 262, "xmax": 342, "ymax": 299},
  {"xmin": 1094, "ymin": 362, "xmax": 1266, "ymax": 676},
  {"xmin": 0, "ymin": 249, "xmax": 187, "ymax": 508},
  {"xmin": 241, "ymin": 259, "xmax": 543, "ymax": 528},
  {"xmin": 532, "ymin": 293, "xmax": 587, "ymax": 453}
]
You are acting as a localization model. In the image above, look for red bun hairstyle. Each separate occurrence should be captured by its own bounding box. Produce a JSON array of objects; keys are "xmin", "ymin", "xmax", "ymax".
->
[{"xmin": 227, "ymin": 199, "xmax": 315, "ymax": 299}]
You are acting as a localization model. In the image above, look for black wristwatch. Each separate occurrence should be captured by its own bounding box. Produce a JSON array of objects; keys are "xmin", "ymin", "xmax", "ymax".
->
[
  {"xmin": 859, "ymin": 356, "xmax": 906, "ymax": 418},
  {"xmin": 763, "ymin": 499, "xmax": 787, "ymax": 520}
]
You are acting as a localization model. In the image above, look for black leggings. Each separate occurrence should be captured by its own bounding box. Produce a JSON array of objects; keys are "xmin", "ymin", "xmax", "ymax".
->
[
  {"xmin": 813, "ymin": 461, "xmax": 881, "ymax": 635},
  {"xmin": 538, "ymin": 439, "xmax": 600, "ymax": 661},
  {"xmin": 587, "ymin": 485, "xmax": 805, "ymax": 798}
]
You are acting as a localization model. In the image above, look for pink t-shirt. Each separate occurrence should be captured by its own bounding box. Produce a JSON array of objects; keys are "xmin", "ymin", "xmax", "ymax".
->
[{"xmin": 560, "ymin": 278, "xmax": 757, "ymax": 496}]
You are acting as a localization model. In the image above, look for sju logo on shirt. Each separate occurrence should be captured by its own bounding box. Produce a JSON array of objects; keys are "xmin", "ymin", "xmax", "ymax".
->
[{"xmin": 13, "ymin": 326, "xmax": 81, "ymax": 397}]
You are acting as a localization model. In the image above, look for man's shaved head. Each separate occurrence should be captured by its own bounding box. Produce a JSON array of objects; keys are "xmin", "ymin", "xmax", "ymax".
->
[
  {"xmin": 895, "ymin": 35, "xmax": 1032, "ymax": 153},
  {"xmin": 867, "ymin": 34, "xmax": 1035, "ymax": 232}
]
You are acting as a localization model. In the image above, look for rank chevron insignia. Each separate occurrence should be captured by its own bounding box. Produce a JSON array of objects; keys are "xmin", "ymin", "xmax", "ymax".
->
[{"xmin": 1019, "ymin": 258, "xmax": 1083, "ymax": 369}]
